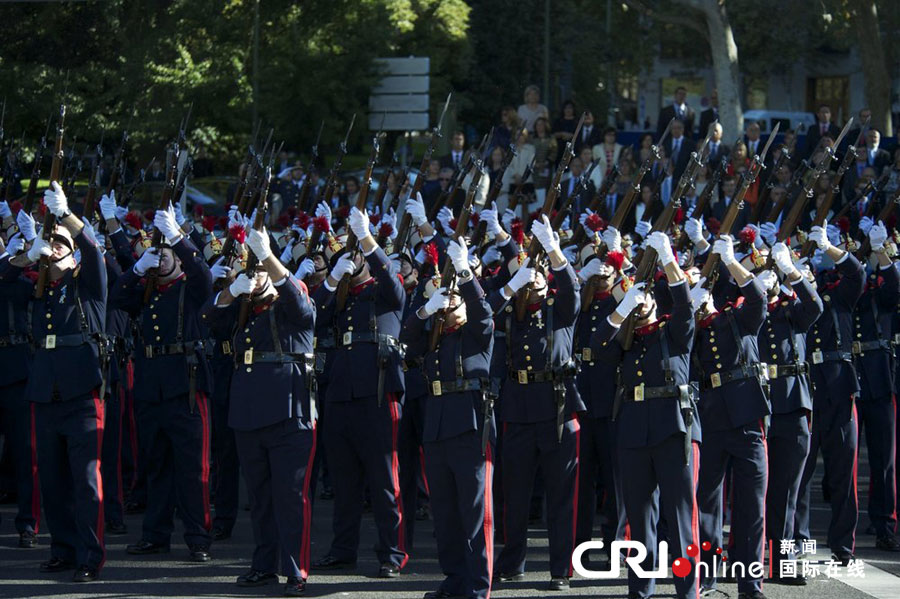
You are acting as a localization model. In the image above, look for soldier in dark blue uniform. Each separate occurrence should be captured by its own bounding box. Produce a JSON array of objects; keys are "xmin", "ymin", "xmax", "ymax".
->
[
  {"xmin": 111, "ymin": 203, "xmax": 214, "ymax": 562},
  {"xmin": 491, "ymin": 215, "xmax": 584, "ymax": 592},
  {"xmin": 851, "ymin": 222, "xmax": 900, "ymax": 551},
  {"xmin": 690, "ymin": 234, "xmax": 769, "ymax": 599},
  {"xmin": 795, "ymin": 223, "xmax": 865, "ymax": 566},
  {"xmin": 0, "ymin": 209, "xmax": 40, "ymax": 549},
  {"xmin": 400, "ymin": 236, "xmax": 495, "ymax": 599},
  {"xmin": 311, "ymin": 207, "xmax": 408, "ymax": 577},
  {"xmin": 761, "ymin": 242, "xmax": 823, "ymax": 584},
  {"xmin": 1, "ymin": 182, "xmax": 108, "ymax": 582},
  {"xmin": 592, "ymin": 231, "xmax": 701, "ymax": 599},
  {"xmin": 201, "ymin": 227, "xmax": 317, "ymax": 597}
]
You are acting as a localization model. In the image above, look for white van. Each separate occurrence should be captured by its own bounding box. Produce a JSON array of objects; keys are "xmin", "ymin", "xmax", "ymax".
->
[{"xmin": 743, "ymin": 110, "xmax": 817, "ymax": 134}]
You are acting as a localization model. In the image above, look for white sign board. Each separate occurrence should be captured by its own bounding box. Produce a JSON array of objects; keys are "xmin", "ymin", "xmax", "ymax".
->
[{"xmin": 369, "ymin": 57, "xmax": 430, "ymax": 131}]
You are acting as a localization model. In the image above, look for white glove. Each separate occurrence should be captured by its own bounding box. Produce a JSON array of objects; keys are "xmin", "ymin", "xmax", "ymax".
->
[
  {"xmin": 448, "ymin": 238, "xmax": 469, "ymax": 273},
  {"xmin": 531, "ymin": 215, "xmax": 561, "ymax": 255},
  {"xmin": 247, "ymin": 228, "xmax": 272, "ymax": 261},
  {"xmin": 602, "ymin": 226, "xmax": 622, "ymax": 252},
  {"xmin": 562, "ymin": 245, "xmax": 578, "ymax": 264},
  {"xmin": 349, "ymin": 207, "xmax": 371, "ymax": 240},
  {"xmin": 482, "ymin": 245, "xmax": 501, "ymax": 265},
  {"xmin": 154, "ymin": 203, "xmax": 183, "ymax": 243},
  {"xmin": 759, "ymin": 221, "xmax": 777, "ymax": 246},
  {"xmin": 859, "ymin": 216, "xmax": 875, "ymax": 236},
  {"xmin": 578, "ymin": 208, "xmax": 594, "ymax": 231},
  {"xmin": 615, "ymin": 282, "xmax": 646, "ymax": 319},
  {"xmin": 869, "ymin": 221, "xmax": 888, "ymax": 250},
  {"xmin": 114, "ymin": 205, "xmax": 128, "ymax": 222},
  {"xmin": 133, "ymin": 248, "xmax": 160, "ymax": 275},
  {"xmin": 173, "ymin": 203, "xmax": 187, "ymax": 226},
  {"xmin": 808, "ymin": 224, "xmax": 833, "ymax": 251},
  {"xmin": 481, "ymin": 202, "xmax": 502, "ymax": 236},
  {"xmin": 81, "ymin": 217, "xmax": 99, "ymax": 246},
  {"xmin": 685, "ymin": 218, "xmax": 704, "ymax": 244},
  {"xmin": 501, "ymin": 208, "xmax": 516, "ymax": 232},
  {"xmin": 507, "ymin": 258, "xmax": 535, "ymax": 294},
  {"xmin": 771, "ymin": 242, "xmax": 795, "ymax": 275},
  {"xmin": 746, "ymin": 223, "xmax": 765, "ymax": 249},
  {"xmin": 826, "ymin": 224, "xmax": 841, "ymax": 247},
  {"xmin": 294, "ymin": 257, "xmax": 315, "ymax": 280},
  {"xmin": 330, "ymin": 253, "xmax": 356, "ymax": 280},
  {"xmin": 209, "ymin": 256, "xmax": 231, "ymax": 280},
  {"xmin": 689, "ymin": 280, "xmax": 710, "ymax": 313},
  {"xmin": 99, "ymin": 191, "xmax": 118, "ymax": 220},
  {"xmin": 5, "ymin": 233, "xmax": 24, "ymax": 256},
  {"xmin": 712, "ymin": 234, "xmax": 736, "ymax": 265},
  {"xmin": 634, "ymin": 219, "xmax": 652, "ymax": 239},
  {"xmin": 561, "ymin": 215, "xmax": 570, "ymax": 231},
  {"xmin": 43, "ymin": 181, "xmax": 69, "ymax": 217},
  {"xmin": 437, "ymin": 206, "xmax": 454, "ymax": 236},
  {"xmin": 229, "ymin": 272, "xmax": 257, "ymax": 297},
  {"xmin": 423, "ymin": 288, "xmax": 451, "ymax": 316},
  {"xmin": 279, "ymin": 239, "xmax": 295, "ymax": 264},
  {"xmin": 757, "ymin": 269, "xmax": 778, "ymax": 291},
  {"xmin": 405, "ymin": 193, "xmax": 427, "ymax": 227},
  {"xmin": 315, "ymin": 201, "xmax": 332, "ymax": 223},
  {"xmin": 381, "ymin": 208, "xmax": 397, "ymax": 233},
  {"xmin": 0, "ymin": 200, "xmax": 11, "ymax": 219},
  {"xmin": 227, "ymin": 204, "xmax": 242, "ymax": 230},
  {"xmin": 579, "ymin": 258, "xmax": 611, "ymax": 281},
  {"xmin": 16, "ymin": 209, "xmax": 36, "ymax": 242},
  {"xmin": 648, "ymin": 231, "xmax": 675, "ymax": 266},
  {"xmin": 27, "ymin": 237, "xmax": 52, "ymax": 263}
]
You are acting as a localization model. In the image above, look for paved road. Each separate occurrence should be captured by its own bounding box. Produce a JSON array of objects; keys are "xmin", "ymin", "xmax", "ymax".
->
[{"xmin": 1, "ymin": 448, "xmax": 898, "ymax": 598}]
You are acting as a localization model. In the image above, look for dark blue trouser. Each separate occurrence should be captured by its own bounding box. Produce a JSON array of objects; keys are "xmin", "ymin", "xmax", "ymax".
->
[
  {"xmin": 136, "ymin": 393, "xmax": 212, "ymax": 548},
  {"xmin": 211, "ymin": 359, "xmax": 239, "ymax": 534},
  {"xmin": 858, "ymin": 396, "xmax": 897, "ymax": 539},
  {"xmin": 308, "ymin": 374, "xmax": 330, "ymax": 502},
  {"xmin": 101, "ymin": 382, "xmax": 126, "ymax": 526},
  {"xmin": 795, "ymin": 394, "xmax": 858, "ymax": 555},
  {"xmin": 496, "ymin": 417, "xmax": 579, "ymax": 579},
  {"xmin": 576, "ymin": 415, "xmax": 625, "ymax": 551},
  {"xmin": 34, "ymin": 392, "xmax": 105, "ymax": 569},
  {"xmin": 0, "ymin": 381, "xmax": 40, "ymax": 534},
  {"xmin": 235, "ymin": 419, "xmax": 316, "ymax": 579},
  {"xmin": 619, "ymin": 434, "xmax": 699, "ymax": 599},
  {"xmin": 323, "ymin": 395, "xmax": 407, "ymax": 567},
  {"xmin": 425, "ymin": 430, "xmax": 493, "ymax": 599},
  {"xmin": 766, "ymin": 410, "xmax": 810, "ymax": 575},
  {"xmin": 398, "ymin": 392, "xmax": 427, "ymax": 551}
]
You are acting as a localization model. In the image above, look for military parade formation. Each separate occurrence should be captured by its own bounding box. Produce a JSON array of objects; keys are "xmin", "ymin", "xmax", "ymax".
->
[{"xmin": 2, "ymin": 94, "xmax": 900, "ymax": 599}]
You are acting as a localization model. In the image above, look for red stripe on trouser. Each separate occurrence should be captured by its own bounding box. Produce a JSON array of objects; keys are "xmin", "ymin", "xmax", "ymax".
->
[
  {"xmin": 484, "ymin": 443, "xmax": 494, "ymax": 599},
  {"xmin": 299, "ymin": 422, "xmax": 317, "ymax": 580},
  {"xmin": 760, "ymin": 420, "xmax": 769, "ymax": 590},
  {"xmin": 418, "ymin": 445, "xmax": 431, "ymax": 496},
  {"xmin": 388, "ymin": 396, "xmax": 409, "ymax": 568},
  {"xmin": 568, "ymin": 418, "xmax": 581, "ymax": 578},
  {"xmin": 851, "ymin": 400, "xmax": 859, "ymax": 552},
  {"xmin": 196, "ymin": 392, "xmax": 212, "ymax": 530},
  {"xmin": 93, "ymin": 392, "xmax": 106, "ymax": 568},
  {"xmin": 691, "ymin": 442, "xmax": 700, "ymax": 598},
  {"xmin": 30, "ymin": 403, "xmax": 41, "ymax": 533}
]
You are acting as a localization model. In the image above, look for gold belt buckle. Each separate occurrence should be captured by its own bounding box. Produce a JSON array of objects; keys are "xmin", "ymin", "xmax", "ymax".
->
[
  {"xmin": 710, "ymin": 373, "xmax": 722, "ymax": 389},
  {"xmin": 894, "ymin": 333, "xmax": 900, "ymax": 346},
  {"xmin": 517, "ymin": 370, "xmax": 528, "ymax": 385},
  {"xmin": 312, "ymin": 336, "xmax": 317, "ymax": 349},
  {"xmin": 634, "ymin": 382, "xmax": 644, "ymax": 402},
  {"xmin": 582, "ymin": 348, "xmax": 592, "ymax": 362},
  {"xmin": 244, "ymin": 349, "xmax": 254, "ymax": 365},
  {"xmin": 811, "ymin": 349, "xmax": 823, "ymax": 364},
  {"xmin": 222, "ymin": 340, "xmax": 232, "ymax": 355},
  {"xmin": 432, "ymin": 381, "xmax": 442, "ymax": 396},
  {"xmin": 342, "ymin": 332, "xmax": 353, "ymax": 346},
  {"xmin": 145, "ymin": 345, "xmax": 153, "ymax": 358},
  {"xmin": 44, "ymin": 334, "xmax": 56, "ymax": 350},
  {"xmin": 768, "ymin": 364, "xmax": 778, "ymax": 379},
  {"xmin": 852, "ymin": 341, "xmax": 862, "ymax": 354}
]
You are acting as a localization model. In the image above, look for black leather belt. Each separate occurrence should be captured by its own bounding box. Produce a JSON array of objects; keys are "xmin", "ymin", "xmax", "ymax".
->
[
  {"xmin": 315, "ymin": 334, "xmax": 337, "ymax": 350},
  {"xmin": 767, "ymin": 363, "xmax": 808, "ymax": 379},
  {"xmin": 35, "ymin": 333, "xmax": 90, "ymax": 350},
  {"xmin": 242, "ymin": 350, "xmax": 314, "ymax": 367},
  {"xmin": 143, "ymin": 342, "xmax": 204, "ymax": 358},
  {"xmin": 0, "ymin": 334, "xmax": 28, "ymax": 347},
  {"xmin": 402, "ymin": 357, "xmax": 424, "ymax": 372},
  {"xmin": 810, "ymin": 349, "xmax": 852, "ymax": 364},
  {"xmin": 625, "ymin": 383, "xmax": 693, "ymax": 401},
  {"xmin": 703, "ymin": 363, "xmax": 767, "ymax": 390},
  {"xmin": 338, "ymin": 331, "xmax": 405, "ymax": 351},
  {"xmin": 851, "ymin": 339, "xmax": 892, "ymax": 355},
  {"xmin": 425, "ymin": 378, "xmax": 484, "ymax": 396}
]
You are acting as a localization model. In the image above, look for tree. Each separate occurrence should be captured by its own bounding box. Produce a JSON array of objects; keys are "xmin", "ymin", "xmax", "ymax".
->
[{"xmin": 850, "ymin": 0, "xmax": 893, "ymax": 135}]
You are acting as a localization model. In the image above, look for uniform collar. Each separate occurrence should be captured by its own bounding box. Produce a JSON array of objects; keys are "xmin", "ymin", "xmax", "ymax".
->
[
  {"xmin": 635, "ymin": 314, "xmax": 668, "ymax": 336},
  {"xmin": 594, "ymin": 289, "xmax": 612, "ymax": 300},
  {"xmin": 350, "ymin": 277, "xmax": 375, "ymax": 295},
  {"xmin": 157, "ymin": 272, "xmax": 186, "ymax": 293}
]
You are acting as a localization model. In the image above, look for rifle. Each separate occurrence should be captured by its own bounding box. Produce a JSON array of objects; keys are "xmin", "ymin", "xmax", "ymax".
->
[
  {"xmin": 701, "ymin": 123, "xmax": 780, "ymax": 283},
  {"xmin": 141, "ymin": 151, "xmax": 179, "ymax": 304},
  {"xmin": 222, "ymin": 127, "xmax": 271, "ymax": 260},
  {"xmin": 428, "ymin": 130, "xmax": 490, "ymax": 222},
  {"xmin": 34, "ymin": 104, "xmax": 66, "ymax": 299},
  {"xmin": 506, "ymin": 156, "xmax": 535, "ymax": 215},
  {"xmin": 749, "ymin": 144, "xmax": 791, "ymax": 223},
  {"xmin": 81, "ymin": 134, "xmax": 105, "ymax": 224},
  {"xmin": 513, "ymin": 112, "xmax": 586, "ymax": 321},
  {"xmin": 570, "ymin": 164, "xmax": 619, "ymax": 248},
  {"xmin": 676, "ymin": 158, "xmax": 728, "ymax": 253},
  {"xmin": 95, "ymin": 129, "xmax": 129, "ymax": 227},
  {"xmin": 21, "ymin": 115, "xmax": 53, "ymax": 215},
  {"xmin": 833, "ymin": 169, "xmax": 890, "ymax": 222},
  {"xmin": 121, "ymin": 157, "xmax": 155, "ymax": 208},
  {"xmin": 320, "ymin": 114, "xmax": 357, "ymax": 208},
  {"xmin": 394, "ymin": 93, "xmax": 452, "ymax": 251},
  {"xmin": 377, "ymin": 171, "xmax": 408, "ymax": 249},
  {"xmin": 299, "ymin": 120, "xmax": 324, "ymax": 212},
  {"xmin": 763, "ymin": 157, "xmax": 807, "ymax": 224},
  {"xmin": 856, "ymin": 186, "xmax": 900, "ymax": 259},
  {"xmin": 470, "ymin": 140, "xmax": 518, "ymax": 250},
  {"xmin": 553, "ymin": 161, "xmax": 597, "ymax": 230},
  {"xmin": 231, "ymin": 120, "xmax": 263, "ymax": 211},
  {"xmin": 237, "ymin": 166, "xmax": 274, "ymax": 329},
  {"xmin": 335, "ymin": 126, "xmax": 382, "ymax": 311},
  {"xmin": 372, "ymin": 153, "xmax": 398, "ymax": 214}
]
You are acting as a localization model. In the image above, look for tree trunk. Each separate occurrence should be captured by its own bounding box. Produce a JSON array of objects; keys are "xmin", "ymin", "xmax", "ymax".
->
[
  {"xmin": 698, "ymin": 0, "xmax": 743, "ymax": 139},
  {"xmin": 852, "ymin": 0, "xmax": 893, "ymax": 136}
]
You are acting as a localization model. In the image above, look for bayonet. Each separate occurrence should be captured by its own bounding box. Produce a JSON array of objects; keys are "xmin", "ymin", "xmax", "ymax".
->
[{"xmin": 435, "ymin": 92, "xmax": 451, "ymax": 136}]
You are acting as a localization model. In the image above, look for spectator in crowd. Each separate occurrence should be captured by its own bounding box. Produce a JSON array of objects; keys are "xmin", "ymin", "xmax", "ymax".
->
[
  {"xmin": 657, "ymin": 86, "xmax": 695, "ymax": 140},
  {"xmin": 578, "ymin": 146, "xmax": 602, "ymax": 190},
  {"xmin": 502, "ymin": 127, "xmax": 537, "ymax": 211},
  {"xmin": 592, "ymin": 126, "xmax": 623, "ymax": 184},
  {"xmin": 804, "ymin": 103, "xmax": 840, "ymax": 159},
  {"xmin": 487, "ymin": 146, "xmax": 506, "ymax": 187},
  {"xmin": 706, "ymin": 122, "xmax": 730, "ymax": 170},
  {"xmin": 698, "ymin": 89, "xmax": 719, "ymax": 138},
  {"xmin": 843, "ymin": 107, "xmax": 873, "ymax": 154},
  {"xmin": 517, "ymin": 84, "xmax": 549, "ymax": 134},
  {"xmin": 883, "ymin": 148, "xmax": 900, "ymax": 196},
  {"xmin": 553, "ymin": 100, "xmax": 578, "ymax": 147},
  {"xmin": 865, "ymin": 129, "xmax": 891, "ymax": 171},
  {"xmin": 664, "ymin": 119, "xmax": 694, "ymax": 181},
  {"xmin": 531, "ymin": 117, "xmax": 558, "ymax": 203},
  {"xmin": 637, "ymin": 132, "xmax": 655, "ymax": 166},
  {"xmin": 574, "ymin": 110, "xmax": 601, "ymax": 156},
  {"xmin": 421, "ymin": 159, "xmax": 443, "ymax": 209},
  {"xmin": 744, "ymin": 121, "xmax": 763, "ymax": 158},
  {"xmin": 493, "ymin": 106, "xmax": 520, "ymax": 151},
  {"xmin": 440, "ymin": 131, "xmax": 467, "ymax": 172}
]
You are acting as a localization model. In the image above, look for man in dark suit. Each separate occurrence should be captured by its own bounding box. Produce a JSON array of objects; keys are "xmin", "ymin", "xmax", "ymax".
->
[
  {"xmin": 864, "ymin": 129, "xmax": 891, "ymax": 172},
  {"xmin": 573, "ymin": 111, "xmax": 602, "ymax": 156},
  {"xmin": 705, "ymin": 122, "xmax": 730, "ymax": 170},
  {"xmin": 664, "ymin": 119, "xmax": 694, "ymax": 182},
  {"xmin": 439, "ymin": 131, "xmax": 466, "ymax": 172},
  {"xmin": 698, "ymin": 89, "xmax": 719, "ymax": 139},
  {"xmin": 841, "ymin": 107, "xmax": 872, "ymax": 154},
  {"xmin": 804, "ymin": 104, "xmax": 841, "ymax": 159},
  {"xmin": 559, "ymin": 157, "xmax": 596, "ymax": 216},
  {"xmin": 657, "ymin": 86, "xmax": 696, "ymax": 140}
]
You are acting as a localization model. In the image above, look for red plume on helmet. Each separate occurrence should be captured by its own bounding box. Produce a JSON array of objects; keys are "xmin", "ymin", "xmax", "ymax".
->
[
  {"xmin": 313, "ymin": 215, "xmax": 330, "ymax": 233},
  {"xmin": 673, "ymin": 207, "xmax": 685, "ymax": 225},
  {"xmin": 217, "ymin": 215, "xmax": 229, "ymax": 230},
  {"xmin": 705, "ymin": 217, "xmax": 722, "ymax": 236},
  {"xmin": 336, "ymin": 205, "xmax": 350, "ymax": 219},
  {"xmin": 295, "ymin": 211, "xmax": 311, "ymax": 230},
  {"xmin": 287, "ymin": 206, "xmax": 298, "ymax": 218},
  {"xmin": 424, "ymin": 241, "xmax": 439, "ymax": 266},
  {"xmin": 585, "ymin": 212, "xmax": 606, "ymax": 232},
  {"xmin": 143, "ymin": 209, "xmax": 156, "ymax": 223},
  {"xmin": 202, "ymin": 215, "xmax": 218, "ymax": 232},
  {"xmin": 510, "ymin": 218, "xmax": 525, "ymax": 245},
  {"xmin": 124, "ymin": 211, "xmax": 142, "ymax": 230},
  {"xmin": 470, "ymin": 212, "xmax": 480, "ymax": 226},
  {"xmin": 229, "ymin": 224, "xmax": 247, "ymax": 244},
  {"xmin": 606, "ymin": 250, "xmax": 625, "ymax": 271},
  {"xmin": 10, "ymin": 200, "xmax": 22, "ymax": 214},
  {"xmin": 277, "ymin": 213, "xmax": 291, "ymax": 228},
  {"xmin": 448, "ymin": 217, "xmax": 459, "ymax": 231},
  {"xmin": 837, "ymin": 216, "xmax": 850, "ymax": 235},
  {"xmin": 378, "ymin": 221, "xmax": 394, "ymax": 238},
  {"xmin": 739, "ymin": 226, "xmax": 756, "ymax": 246},
  {"xmin": 193, "ymin": 204, "xmax": 204, "ymax": 217},
  {"xmin": 370, "ymin": 212, "xmax": 382, "ymax": 226}
]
